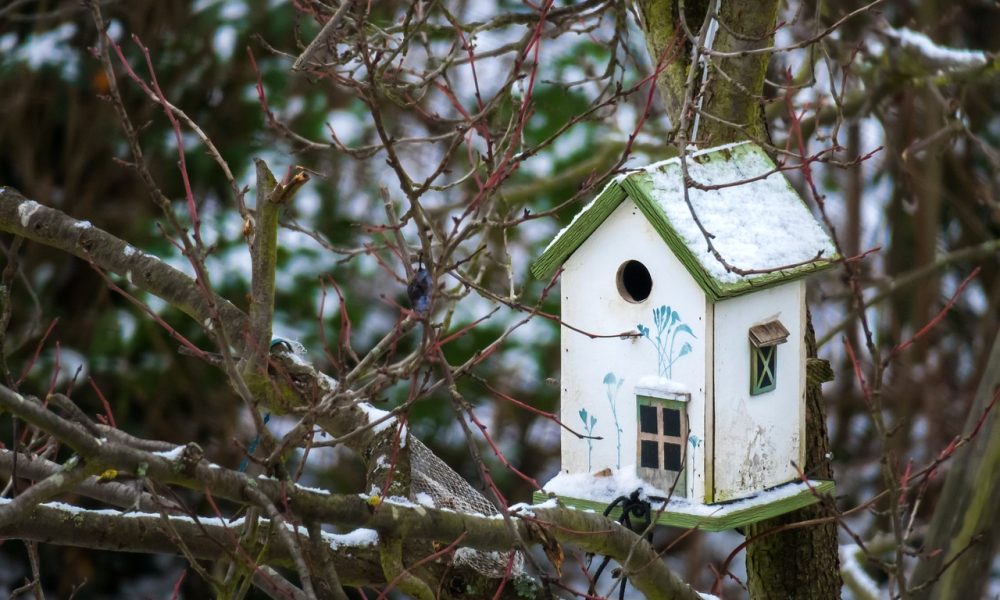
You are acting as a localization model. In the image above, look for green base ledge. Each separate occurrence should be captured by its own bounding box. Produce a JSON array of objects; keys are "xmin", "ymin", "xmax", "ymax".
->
[{"xmin": 532, "ymin": 479, "xmax": 834, "ymax": 532}]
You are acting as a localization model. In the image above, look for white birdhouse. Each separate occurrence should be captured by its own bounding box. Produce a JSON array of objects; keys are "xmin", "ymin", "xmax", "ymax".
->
[{"xmin": 531, "ymin": 142, "xmax": 837, "ymax": 530}]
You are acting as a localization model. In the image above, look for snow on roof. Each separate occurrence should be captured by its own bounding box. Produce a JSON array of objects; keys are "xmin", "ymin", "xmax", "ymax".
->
[
  {"xmin": 531, "ymin": 142, "xmax": 838, "ymax": 298},
  {"xmin": 641, "ymin": 143, "xmax": 836, "ymax": 284},
  {"xmin": 540, "ymin": 143, "xmax": 741, "ymax": 256},
  {"xmin": 540, "ymin": 192, "xmax": 602, "ymax": 256}
]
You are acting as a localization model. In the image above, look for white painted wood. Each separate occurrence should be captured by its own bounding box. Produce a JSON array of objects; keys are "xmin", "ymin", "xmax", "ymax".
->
[
  {"xmin": 711, "ymin": 280, "xmax": 806, "ymax": 501},
  {"xmin": 704, "ymin": 302, "xmax": 715, "ymax": 502},
  {"xmin": 560, "ymin": 199, "xmax": 709, "ymax": 502},
  {"xmin": 797, "ymin": 283, "xmax": 808, "ymax": 469}
]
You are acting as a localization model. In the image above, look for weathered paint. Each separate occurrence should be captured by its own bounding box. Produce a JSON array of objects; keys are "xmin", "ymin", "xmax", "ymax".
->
[
  {"xmin": 711, "ymin": 280, "xmax": 806, "ymax": 501},
  {"xmin": 704, "ymin": 302, "xmax": 715, "ymax": 503},
  {"xmin": 560, "ymin": 198, "xmax": 709, "ymax": 502}
]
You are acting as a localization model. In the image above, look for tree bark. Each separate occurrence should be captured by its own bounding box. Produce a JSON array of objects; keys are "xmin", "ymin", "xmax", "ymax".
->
[
  {"xmin": 696, "ymin": 0, "xmax": 780, "ymax": 144},
  {"xmin": 744, "ymin": 311, "xmax": 842, "ymax": 599},
  {"xmin": 633, "ymin": 0, "xmax": 779, "ymax": 145},
  {"xmin": 910, "ymin": 331, "xmax": 1000, "ymax": 600}
]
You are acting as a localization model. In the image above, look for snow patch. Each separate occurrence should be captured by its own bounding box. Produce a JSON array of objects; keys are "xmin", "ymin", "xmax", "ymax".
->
[
  {"xmin": 635, "ymin": 376, "xmax": 690, "ymax": 398},
  {"xmin": 886, "ymin": 27, "xmax": 988, "ymax": 70},
  {"xmin": 543, "ymin": 469, "xmax": 828, "ymax": 518},
  {"xmin": 357, "ymin": 401, "xmax": 397, "ymax": 434},
  {"xmin": 541, "ymin": 192, "xmax": 603, "ymax": 255},
  {"xmin": 840, "ymin": 544, "xmax": 881, "ymax": 599},
  {"xmin": 325, "ymin": 528, "xmax": 378, "ymax": 549},
  {"xmin": 0, "ymin": 497, "xmax": 380, "ymax": 551},
  {"xmin": 152, "ymin": 446, "xmax": 185, "ymax": 460},
  {"xmin": 8, "ymin": 23, "xmax": 81, "ymax": 79},
  {"xmin": 293, "ymin": 483, "xmax": 330, "ymax": 496},
  {"xmin": 414, "ymin": 492, "xmax": 436, "ymax": 508},
  {"xmin": 17, "ymin": 200, "xmax": 41, "ymax": 228},
  {"xmin": 543, "ymin": 465, "xmax": 671, "ymax": 504}
]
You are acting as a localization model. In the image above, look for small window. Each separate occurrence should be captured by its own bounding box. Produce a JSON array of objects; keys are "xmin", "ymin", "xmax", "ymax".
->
[
  {"xmin": 663, "ymin": 408, "xmax": 681, "ymax": 437},
  {"xmin": 641, "ymin": 440, "xmax": 659, "ymax": 468},
  {"xmin": 639, "ymin": 405, "xmax": 658, "ymax": 434},
  {"xmin": 636, "ymin": 396, "xmax": 688, "ymax": 497},
  {"xmin": 749, "ymin": 319, "xmax": 788, "ymax": 396},
  {"xmin": 616, "ymin": 260, "xmax": 652, "ymax": 303},
  {"xmin": 750, "ymin": 345, "xmax": 777, "ymax": 395},
  {"xmin": 664, "ymin": 442, "xmax": 682, "ymax": 471}
]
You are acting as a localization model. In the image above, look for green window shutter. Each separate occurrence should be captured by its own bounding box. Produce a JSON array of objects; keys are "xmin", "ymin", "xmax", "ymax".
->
[{"xmin": 750, "ymin": 344, "xmax": 777, "ymax": 395}]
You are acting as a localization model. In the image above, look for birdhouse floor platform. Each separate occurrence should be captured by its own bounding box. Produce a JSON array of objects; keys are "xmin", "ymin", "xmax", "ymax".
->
[{"xmin": 532, "ymin": 472, "xmax": 834, "ymax": 532}]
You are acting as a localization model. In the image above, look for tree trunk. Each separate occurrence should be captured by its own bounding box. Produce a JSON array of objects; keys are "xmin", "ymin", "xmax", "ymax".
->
[
  {"xmin": 636, "ymin": 3, "xmax": 842, "ymax": 596},
  {"xmin": 695, "ymin": 0, "xmax": 780, "ymax": 144},
  {"xmin": 910, "ymin": 331, "xmax": 1000, "ymax": 599},
  {"xmin": 744, "ymin": 311, "xmax": 842, "ymax": 599},
  {"xmin": 634, "ymin": 0, "xmax": 779, "ymax": 145}
]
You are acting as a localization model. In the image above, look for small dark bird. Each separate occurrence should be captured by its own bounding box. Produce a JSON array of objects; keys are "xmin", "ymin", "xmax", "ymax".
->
[{"xmin": 407, "ymin": 261, "xmax": 432, "ymax": 315}]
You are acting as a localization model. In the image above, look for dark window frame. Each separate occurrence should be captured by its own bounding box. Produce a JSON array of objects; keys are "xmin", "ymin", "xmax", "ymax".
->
[{"xmin": 636, "ymin": 395, "xmax": 688, "ymax": 497}]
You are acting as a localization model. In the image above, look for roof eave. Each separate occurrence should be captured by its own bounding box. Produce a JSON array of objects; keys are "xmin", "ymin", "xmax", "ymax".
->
[
  {"xmin": 711, "ymin": 258, "xmax": 840, "ymax": 301},
  {"xmin": 529, "ymin": 181, "xmax": 628, "ymax": 280}
]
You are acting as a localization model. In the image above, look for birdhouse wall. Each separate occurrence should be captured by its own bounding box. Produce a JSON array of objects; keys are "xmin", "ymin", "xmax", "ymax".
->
[
  {"xmin": 559, "ymin": 198, "xmax": 710, "ymax": 502},
  {"xmin": 711, "ymin": 280, "xmax": 807, "ymax": 502}
]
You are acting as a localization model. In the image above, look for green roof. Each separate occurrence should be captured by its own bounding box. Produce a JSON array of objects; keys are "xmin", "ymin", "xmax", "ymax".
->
[{"xmin": 531, "ymin": 143, "xmax": 839, "ymax": 301}]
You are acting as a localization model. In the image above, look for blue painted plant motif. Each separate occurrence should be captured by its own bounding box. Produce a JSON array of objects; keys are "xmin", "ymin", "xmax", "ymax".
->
[
  {"xmin": 688, "ymin": 434, "xmax": 702, "ymax": 462},
  {"xmin": 578, "ymin": 408, "xmax": 598, "ymax": 471},
  {"xmin": 637, "ymin": 305, "xmax": 696, "ymax": 378},
  {"xmin": 603, "ymin": 372, "xmax": 625, "ymax": 469}
]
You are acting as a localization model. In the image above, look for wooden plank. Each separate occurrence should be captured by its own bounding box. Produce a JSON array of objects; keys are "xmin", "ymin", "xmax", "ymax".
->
[
  {"xmin": 704, "ymin": 300, "xmax": 715, "ymax": 504},
  {"xmin": 749, "ymin": 319, "xmax": 790, "ymax": 347},
  {"xmin": 532, "ymin": 480, "xmax": 834, "ymax": 532}
]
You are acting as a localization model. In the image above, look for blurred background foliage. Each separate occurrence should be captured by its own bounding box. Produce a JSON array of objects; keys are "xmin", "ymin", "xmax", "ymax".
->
[{"xmin": 0, "ymin": 0, "xmax": 999, "ymax": 597}]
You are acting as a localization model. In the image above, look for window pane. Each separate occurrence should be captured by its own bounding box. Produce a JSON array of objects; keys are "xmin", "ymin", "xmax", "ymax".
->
[
  {"xmin": 663, "ymin": 408, "xmax": 681, "ymax": 437},
  {"xmin": 664, "ymin": 442, "xmax": 682, "ymax": 471},
  {"xmin": 760, "ymin": 346, "xmax": 775, "ymax": 388},
  {"xmin": 639, "ymin": 405, "xmax": 658, "ymax": 434},
  {"xmin": 767, "ymin": 346, "xmax": 777, "ymax": 382},
  {"xmin": 755, "ymin": 347, "xmax": 766, "ymax": 382},
  {"xmin": 640, "ymin": 441, "xmax": 659, "ymax": 468},
  {"xmin": 751, "ymin": 345, "xmax": 778, "ymax": 395}
]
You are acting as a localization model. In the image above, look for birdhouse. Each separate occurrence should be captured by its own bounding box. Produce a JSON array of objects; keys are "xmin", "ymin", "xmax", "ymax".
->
[{"xmin": 531, "ymin": 142, "xmax": 837, "ymax": 531}]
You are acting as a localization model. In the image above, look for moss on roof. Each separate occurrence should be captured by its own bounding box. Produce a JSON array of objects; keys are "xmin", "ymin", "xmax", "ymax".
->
[{"xmin": 531, "ymin": 143, "xmax": 839, "ymax": 301}]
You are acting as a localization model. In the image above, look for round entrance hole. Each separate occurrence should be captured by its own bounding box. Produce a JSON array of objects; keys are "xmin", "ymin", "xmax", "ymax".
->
[{"xmin": 617, "ymin": 260, "xmax": 652, "ymax": 303}]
